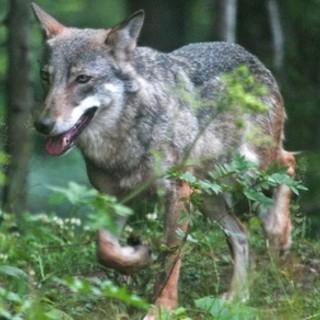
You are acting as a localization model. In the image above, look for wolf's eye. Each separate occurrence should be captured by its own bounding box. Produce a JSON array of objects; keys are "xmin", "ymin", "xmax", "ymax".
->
[
  {"xmin": 75, "ymin": 75, "xmax": 92, "ymax": 84},
  {"xmin": 41, "ymin": 70, "xmax": 50, "ymax": 82}
]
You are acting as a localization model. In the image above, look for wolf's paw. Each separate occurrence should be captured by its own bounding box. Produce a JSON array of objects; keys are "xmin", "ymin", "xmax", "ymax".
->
[{"xmin": 97, "ymin": 229, "xmax": 153, "ymax": 274}]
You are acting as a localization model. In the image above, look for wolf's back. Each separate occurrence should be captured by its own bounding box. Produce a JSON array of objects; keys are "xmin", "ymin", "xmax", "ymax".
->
[
  {"xmin": 170, "ymin": 42, "xmax": 277, "ymax": 90},
  {"xmin": 161, "ymin": 42, "xmax": 285, "ymax": 169},
  {"xmin": 130, "ymin": 42, "xmax": 284, "ymax": 165}
]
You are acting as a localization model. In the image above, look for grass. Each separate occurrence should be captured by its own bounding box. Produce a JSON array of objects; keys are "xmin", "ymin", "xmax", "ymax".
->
[{"xmin": 0, "ymin": 196, "xmax": 319, "ymax": 320}]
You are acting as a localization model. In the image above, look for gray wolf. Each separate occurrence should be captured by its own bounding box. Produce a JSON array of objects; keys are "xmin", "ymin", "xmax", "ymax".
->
[{"xmin": 31, "ymin": 3, "xmax": 295, "ymax": 318}]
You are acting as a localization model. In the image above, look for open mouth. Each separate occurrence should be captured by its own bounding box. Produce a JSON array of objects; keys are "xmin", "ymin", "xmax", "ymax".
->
[{"xmin": 45, "ymin": 107, "xmax": 97, "ymax": 156}]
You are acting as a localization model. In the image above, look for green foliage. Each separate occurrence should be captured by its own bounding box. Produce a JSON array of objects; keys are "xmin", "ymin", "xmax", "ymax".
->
[
  {"xmin": 175, "ymin": 65, "xmax": 268, "ymax": 121},
  {"xmin": 0, "ymin": 168, "xmax": 318, "ymax": 319},
  {"xmin": 0, "ymin": 152, "xmax": 9, "ymax": 185},
  {"xmin": 59, "ymin": 277, "xmax": 149, "ymax": 310},
  {"xmin": 49, "ymin": 182, "xmax": 132, "ymax": 236},
  {"xmin": 170, "ymin": 154, "xmax": 307, "ymax": 212},
  {"xmin": 0, "ymin": 206, "xmax": 147, "ymax": 320},
  {"xmin": 194, "ymin": 297, "xmax": 259, "ymax": 319},
  {"xmin": 220, "ymin": 65, "xmax": 268, "ymax": 115},
  {"xmin": 0, "ymin": 265, "xmax": 28, "ymax": 279}
]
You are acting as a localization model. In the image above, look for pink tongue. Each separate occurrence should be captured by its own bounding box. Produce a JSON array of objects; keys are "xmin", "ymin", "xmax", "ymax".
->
[{"xmin": 45, "ymin": 133, "xmax": 72, "ymax": 156}]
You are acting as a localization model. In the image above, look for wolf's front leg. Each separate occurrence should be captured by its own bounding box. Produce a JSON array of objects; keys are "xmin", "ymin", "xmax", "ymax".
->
[
  {"xmin": 144, "ymin": 181, "xmax": 192, "ymax": 320},
  {"xmin": 98, "ymin": 229, "xmax": 152, "ymax": 274},
  {"xmin": 98, "ymin": 215, "xmax": 153, "ymax": 274}
]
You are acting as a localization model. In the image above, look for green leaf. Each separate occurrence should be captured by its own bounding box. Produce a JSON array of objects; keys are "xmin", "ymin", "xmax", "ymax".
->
[
  {"xmin": 48, "ymin": 182, "xmax": 97, "ymax": 205},
  {"xmin": 244, "ymin": 189, "xmax": 274, "ymax": 207},
  {"xmin": 179, "ymin": 172, "xmax": 197, "ymax": 184},
  {"xmin": 59, "ymin": 277, "xmax": 149, "ymax": 311},
  {"xmin": 46, "ymin": 308, "xmax": 74, "ymax": 320},
  {"xmin": 0, "ymin": 265, "xmax": 28, "ymax": 279},
  {"xmin": 199, "ymin": 180, "xmax": 223, "ymax": 195},
  {"xmin": 267, "ymin": 173, "xmax": 294, "ymax": 185},
  {"xmin": 195, "ymin": 296, "xmax": 259, "ymax": 320}
]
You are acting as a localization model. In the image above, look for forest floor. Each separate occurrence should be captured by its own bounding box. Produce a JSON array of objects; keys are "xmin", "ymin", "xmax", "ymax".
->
[{"xmin": 1, "ymin": 207, "xmax": 319, "ymax": 320}]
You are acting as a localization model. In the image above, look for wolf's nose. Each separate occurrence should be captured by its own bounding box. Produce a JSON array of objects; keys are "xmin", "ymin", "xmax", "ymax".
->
[{"xmin": 34, "ymin": 118, "xmax": 55, "ymax": 135}]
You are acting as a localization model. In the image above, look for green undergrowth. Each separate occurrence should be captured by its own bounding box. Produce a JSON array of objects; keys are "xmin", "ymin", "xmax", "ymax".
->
[
  {"xmin": 0, "ymin": 155, "xmax": 317, "ymax": 320},
  {"xmin": 0, "ymin": 191, "xmax": 319, "ymax": 319}
]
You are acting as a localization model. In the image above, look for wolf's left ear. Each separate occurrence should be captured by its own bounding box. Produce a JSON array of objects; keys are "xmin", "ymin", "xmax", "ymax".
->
[
  {"xmin": 31, "ymin": 3, "xmax": 65, "ymax": 38},
  {"xmin": 105, "ymin": 10, "xmax": 144, "ymax": 60}
]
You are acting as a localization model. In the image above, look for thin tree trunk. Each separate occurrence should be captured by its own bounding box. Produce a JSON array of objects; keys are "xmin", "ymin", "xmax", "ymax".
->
[
  {"xmin": 128, "ymin": 0, "xmax": 191, "ymax": 51},
  {"xmin": 2, "ymin": 0, "xmax": 33, "ymax": 213},
  {"xmin": 267, "ymin": 0, "xmax": 284, "ymax": 71},
  {"xmin": 215, "ymin": 0, "xmax": 237, "ymax": 43}
]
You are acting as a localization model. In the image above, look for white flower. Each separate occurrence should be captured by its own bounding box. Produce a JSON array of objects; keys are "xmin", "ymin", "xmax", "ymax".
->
[
  {"xmin": 146, "ymin": 213, "xmax": 157, "ymax": 221},
  {"xmin": 70, "ymin": 218, "xmax": 81, "ymax": 226},
  {"xmin": 38, "ymin": 214, "xmax": 49, "ymax": 223},
  {"xmin": 53, "ymin": 216, "xmax": 64, "ymax": 226},
  {"xmin": 124, "ymin": 225, "xmax": 133, "ymax": 233},
  {"xmin": 29, "ymin": 269, "xmax": 36, "ymax": 276},
  {"xmin": 0, "ymin": 253, "xmax": 8, "ymax": 261}
]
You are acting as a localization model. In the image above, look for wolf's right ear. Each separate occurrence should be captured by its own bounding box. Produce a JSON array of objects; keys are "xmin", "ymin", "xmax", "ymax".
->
[
  {"xmin": 31, "ymin": 3, "xmax": 65, "ymax": 38},
  {"xmin": 105, "ymin": 10, "xmax": 144, "ymax": 61}
]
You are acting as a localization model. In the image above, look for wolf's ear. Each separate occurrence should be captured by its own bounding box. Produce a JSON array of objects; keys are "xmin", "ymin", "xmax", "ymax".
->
[
  {"xmin": 31, "ymin": 3, "xmax": 65, "ymax": 38},
  {"xmin": 105, "ymin": 10, "xmax": 144, "ymax": 60}
]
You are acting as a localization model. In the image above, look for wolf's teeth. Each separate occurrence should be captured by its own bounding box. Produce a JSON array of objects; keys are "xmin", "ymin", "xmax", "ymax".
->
[{"xmin": 63, "ymin": 137, "xmax": 69, "ymax": 145}]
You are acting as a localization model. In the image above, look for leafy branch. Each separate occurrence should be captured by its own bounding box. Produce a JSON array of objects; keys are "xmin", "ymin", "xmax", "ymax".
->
[
  {"xmin": 48, "ymin": 182, "xmax": 132, "ymax": 236},
  {"xmin": 169, "ymin": 154, "xmax": 307, "ymax": 212}
]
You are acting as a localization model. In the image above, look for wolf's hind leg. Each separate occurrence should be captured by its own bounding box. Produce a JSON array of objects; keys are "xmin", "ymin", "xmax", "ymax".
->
[
  {"xmin": 259, "ymin": 150, "xmax": 296, "ymax": 256},
  {"xmin": 201, "ymin": 195, "xmax": 249, "ymax": 301}
]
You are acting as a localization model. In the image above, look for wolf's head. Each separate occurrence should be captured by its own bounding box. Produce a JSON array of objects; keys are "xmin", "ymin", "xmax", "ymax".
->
[{"xmin": 32, "ymin": 3, "xmax": 144, "ymax": 156}]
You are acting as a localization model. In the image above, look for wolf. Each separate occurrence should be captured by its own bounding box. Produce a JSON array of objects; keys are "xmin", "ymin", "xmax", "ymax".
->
[{"xmin": 31, "ymin": 3, "xmax": 295, "ymax": 318}]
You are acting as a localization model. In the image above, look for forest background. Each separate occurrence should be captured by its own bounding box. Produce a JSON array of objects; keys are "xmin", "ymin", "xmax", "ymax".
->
[
  {"xmin": 0, "ymin": 0, "xmax": 319, "ymax": 236},
  {"xmin": 1, "ymin": 1, "xmax": 320, "ymax": 319}
]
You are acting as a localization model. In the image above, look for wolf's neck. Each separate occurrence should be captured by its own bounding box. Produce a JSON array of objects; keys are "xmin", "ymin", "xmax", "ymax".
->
[{"xmin": 76, "ymin": 93, "xmax": 160, "ymax": 172}]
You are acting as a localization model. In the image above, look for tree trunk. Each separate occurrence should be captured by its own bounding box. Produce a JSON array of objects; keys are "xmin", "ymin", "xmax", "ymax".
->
[
  {"xmin": 214, "ymin": 0, "xmax": 237, "ymax": 43},
  {"xmin": 2, "ymin": 0, "xmax": 33, "ymax": 213},
  {"xmin": 267, "ymin": 0, "xmax": 284, "ymax": 71},
  {"xmin": 127, "ymin": 0, "xmax": 191, "ymax": 51}
]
